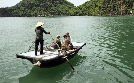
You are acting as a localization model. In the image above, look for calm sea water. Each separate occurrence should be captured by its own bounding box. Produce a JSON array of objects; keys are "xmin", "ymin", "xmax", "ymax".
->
[{"xmin": 0, "ymin": 16, "xmax": 134, "ymax": 83}]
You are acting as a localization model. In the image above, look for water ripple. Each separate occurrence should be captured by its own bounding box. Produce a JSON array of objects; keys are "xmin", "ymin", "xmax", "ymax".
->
[{"xmin": 0, "ymin": 17, "xmax": 134, "ymax": 83}]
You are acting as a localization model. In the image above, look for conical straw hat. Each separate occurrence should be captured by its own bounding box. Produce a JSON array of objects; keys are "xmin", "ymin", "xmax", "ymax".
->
[{"xmin": 36, "ymin": 22, "xmax": 44, "ymax": 27}]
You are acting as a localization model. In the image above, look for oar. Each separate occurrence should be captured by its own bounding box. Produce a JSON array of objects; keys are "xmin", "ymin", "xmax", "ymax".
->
[
  {"xmin": 50, "ymin": 34, "xmax": 87, "ymax": 79},
  {"xmin": 50, "ymin": 34, "xmax": 55, "ymax": 41},
  {"xmin": 28, "ymin": 41, "xmax": 35, "ymax": 52},
  {"xmin": 49, "ymin": 34, "xmax": 75, "ymax": 71},
  {"xmin": 62, "ymin": 51, "xmax": 75, "ymax": 71},
  {"xmin": 50, "ymin": 34, "xmax": 61, "ymax": 49}
]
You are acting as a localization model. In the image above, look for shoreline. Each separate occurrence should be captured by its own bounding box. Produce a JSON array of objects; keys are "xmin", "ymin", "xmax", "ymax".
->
[{"xmin": 0, "ymin": 15, "xmax": 134, "ymax": 17}]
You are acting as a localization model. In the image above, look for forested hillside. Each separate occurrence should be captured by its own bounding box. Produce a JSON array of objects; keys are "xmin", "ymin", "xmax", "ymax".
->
[
  {"xmin": 72, "ymin": 0, "xmax": 134, "ymax": 16},
  {"xmin": 0, "ymin": 0, "xmax": 74, "ymax": 17},
  {"xmin": 0, "ymin": 0, "xmax": 134, "ymax": 17}
]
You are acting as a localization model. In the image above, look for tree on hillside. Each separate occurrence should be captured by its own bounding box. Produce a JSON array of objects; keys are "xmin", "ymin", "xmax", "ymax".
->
[{"xmin": 0, "ymin": 0, "xmax": 133, "ymax": 16}]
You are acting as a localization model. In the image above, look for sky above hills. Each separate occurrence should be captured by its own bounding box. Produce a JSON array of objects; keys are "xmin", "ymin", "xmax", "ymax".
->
[{"xmin": 0, "ymin": 0, "xmax": 89, "ymax": 8}]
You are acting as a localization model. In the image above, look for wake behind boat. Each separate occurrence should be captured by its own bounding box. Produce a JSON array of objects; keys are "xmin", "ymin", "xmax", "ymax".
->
[{"xmin": 16, "ymin": 42, "xmax": 86, "ymax": 68}]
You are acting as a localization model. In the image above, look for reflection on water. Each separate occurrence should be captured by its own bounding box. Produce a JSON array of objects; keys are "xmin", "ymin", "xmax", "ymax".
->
[{"xmin": 19, "ymin": 54, "xmax": 86, "ymax": 83}]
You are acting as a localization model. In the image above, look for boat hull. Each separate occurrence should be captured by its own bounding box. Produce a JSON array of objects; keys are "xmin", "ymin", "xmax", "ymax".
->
[
  {"xmin": 16, "ymin": 42, "xmax": 86, "ymax": 68},
  {"xmin": 40, "ymin": 48, "xmax": 79, "ymax": 68}
]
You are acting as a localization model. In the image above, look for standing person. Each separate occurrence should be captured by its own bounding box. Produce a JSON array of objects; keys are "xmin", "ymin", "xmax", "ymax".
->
[
  {"xmin": 66, "ymin": 32, "xmax": 71, "ymax": 43},
  {"xmin": 35, "ymin": 22, "xmax": 50, "ymax": 56}
]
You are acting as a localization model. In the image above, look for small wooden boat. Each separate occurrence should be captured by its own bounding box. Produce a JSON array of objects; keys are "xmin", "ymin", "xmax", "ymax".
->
[{"xmin": 16, "ymin": 42, "xmax": 86, "ymax": 68}]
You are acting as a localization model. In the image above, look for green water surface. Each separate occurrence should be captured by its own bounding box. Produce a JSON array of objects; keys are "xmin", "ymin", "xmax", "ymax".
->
[{"xmin": 0, "ymin": 16, "xmax": 134, "ymax": 83}]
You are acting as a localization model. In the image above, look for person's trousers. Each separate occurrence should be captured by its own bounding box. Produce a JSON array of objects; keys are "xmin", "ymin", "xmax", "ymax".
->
[{"xmin": 35, "ymin": 40, "xmax": 44, "ymax": 55}]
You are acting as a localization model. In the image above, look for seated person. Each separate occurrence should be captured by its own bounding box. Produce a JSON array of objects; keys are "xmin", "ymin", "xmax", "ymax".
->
[
  {"xmin": 69, "ymin": 43, "xmax": 73, "ymax": 50},
  {"xmin": 61, "ymin": 35, "xmax": 70, "ymax": 50},
  {"xmin": 51, "ymin": 35, "xmax": 61, "ymax": 49},
  {"xmin": 66, "ymin": 32, "xmax": 72, "ymax": 43}
]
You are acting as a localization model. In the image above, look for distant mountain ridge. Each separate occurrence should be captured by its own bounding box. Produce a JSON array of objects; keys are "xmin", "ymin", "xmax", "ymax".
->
[{"xmin": 0, "ymin": 0, "xmax": 133, "ymax": 17}]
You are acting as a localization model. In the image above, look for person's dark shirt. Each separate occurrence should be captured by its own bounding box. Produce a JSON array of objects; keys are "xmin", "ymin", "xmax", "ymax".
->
[{"xmin": 35, "ymin": 26, "xmax": 49, "ymax": 40}]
